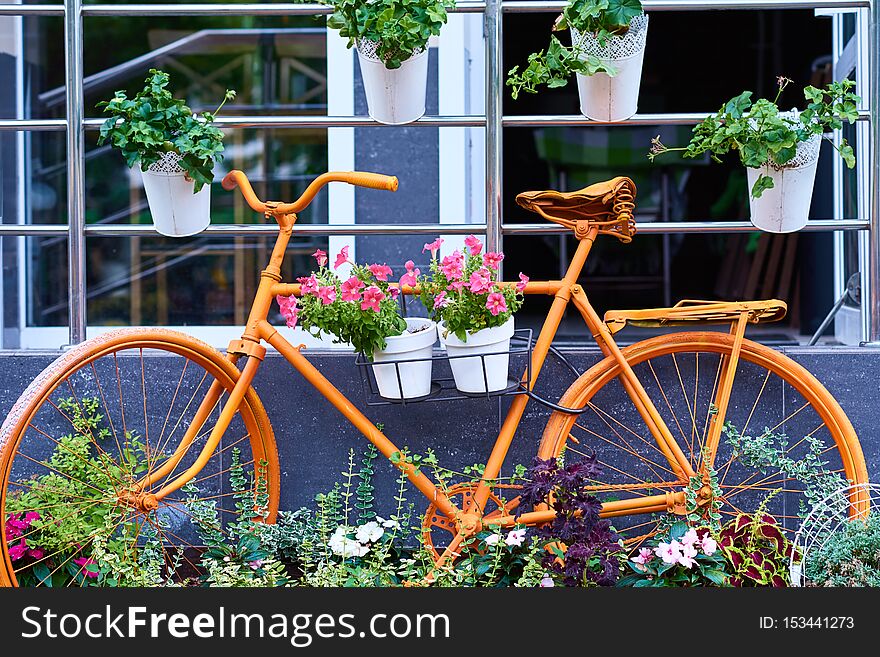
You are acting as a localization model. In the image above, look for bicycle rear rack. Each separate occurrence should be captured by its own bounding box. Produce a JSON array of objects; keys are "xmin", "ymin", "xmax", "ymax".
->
[{"xmin": 355, "ymin": 328, "xmax": 533, "ymax": 406}]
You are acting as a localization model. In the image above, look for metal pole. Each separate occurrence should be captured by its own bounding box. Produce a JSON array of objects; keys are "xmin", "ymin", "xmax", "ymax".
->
[
  {"xmin": 868, "ymin": 0, "xmax": 880, "ymax": 343},
  {"xmin": 485, "ymin": 0, "xmax": 503, "ymax": 258},
  {"xmin": 65, "ymin": 0, "xmax": 87, "ymax": 344}
]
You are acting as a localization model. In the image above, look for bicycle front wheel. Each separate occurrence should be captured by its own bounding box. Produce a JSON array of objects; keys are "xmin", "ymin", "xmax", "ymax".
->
[
  {"xmin": 539, "ymin": 332, "xmax": 867, "ymax": 545},
  {"xmin": 0, "ymin": 328, "xmax": 279, "ymax": 587}
]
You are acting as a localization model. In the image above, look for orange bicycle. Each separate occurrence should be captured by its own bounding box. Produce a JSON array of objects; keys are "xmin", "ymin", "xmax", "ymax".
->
[{"xmin": 0, "ymin": 169, "xmax": 869, "ymax": 586}]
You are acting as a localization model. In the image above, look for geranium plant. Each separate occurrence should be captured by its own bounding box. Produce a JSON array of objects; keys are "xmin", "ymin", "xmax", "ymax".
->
[
  {"xmin": 277, "ymin": 246, "xmax": 408, "ymax": 359},
  {"xmin": 618, "ymin": 521, "xmax": 729, "ymax": 587},
  {"xmin": 98, "ymin": 69, "xmax": 235, "ymax": 192},
  {"xmin": 507, "ymin": 0, "xmax": 644, "ymax": 99},
  {"xmin": 419, "ymin": 236, "xmax": 526, "ymax": 341},
  {"xmin": 648, "ymin": 76, "xmax": 860, "ymax": 198},
  {"xmin": 321, "ymin": 0, "xmax": 455, "ymax": 69}
]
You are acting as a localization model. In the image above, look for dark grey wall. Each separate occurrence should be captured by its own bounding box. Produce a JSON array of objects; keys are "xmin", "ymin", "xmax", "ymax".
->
[{"xmin": 1, "ymin": 347, "xmax": 878, "ymax": 518}]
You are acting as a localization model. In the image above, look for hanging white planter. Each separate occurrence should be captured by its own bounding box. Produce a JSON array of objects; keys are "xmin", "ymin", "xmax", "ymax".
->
[
  {"xmin": 438, "ymin": 316, "xmax": 515, "ymax": 394},
  {"xmin": 372, "ymin": 317, "xmax": 437, "ymax": 400},
  {"xmin": 140, "ymin": 151, "xmax": 211, "ymax": 237},
  {"xmin": 571, "ymin": 13, "xmax": 649, "ymax": 122},
  {"xmin": 357, "ymin": 39, "xmax": 429, "ymax": 125},
  {"xmin": 746, "ymin": 129, "xmax": 821, "ymax": 234}
]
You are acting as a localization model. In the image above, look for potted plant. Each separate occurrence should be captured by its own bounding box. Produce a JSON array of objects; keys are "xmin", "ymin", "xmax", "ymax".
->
[
  {"xmin": 98, "ymin": 69, "xmax": 235, "ymax": 237},
  {"xmin": 648, "ymin": 76, "xmax": 860, "ymax": 233},
  {"xmin": 277, "ymin": 247, "xmax": 437, "ymax": 400},
  {"xmin": 506, "ymin": 0, "xmax": 647, "ymax": 122},
  {"xmin": 419, "ymin": 236, "xmax": 526, "ymax": 393},
  {"xmin": 322, "ymin": 0, "xmax": 455, "ymax": 124}
]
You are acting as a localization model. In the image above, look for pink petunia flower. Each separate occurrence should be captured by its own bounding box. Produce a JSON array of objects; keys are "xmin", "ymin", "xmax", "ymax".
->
[
  {"xmin": 297, "ymin": 274, "xmax": 319, "ymax": 296},
  {"xmin": 632, "ymin": 547, "xmax": 654, "ymax": 565},
  {"xmin": 340, "ymin": 277, "xmax": 364, "ymax": 302},
  {"xmin": 447, "ymin": 280, "xmax": 465, "ymax": 292},
  {"xmin": 399, "ymin": 260, "xmax": 420, "ymax": 287},
  {"xmin": 360, "ymin": 286, "xmax": 386, "ymax": 312},
  {"xmin": 486, "ymin": 292, "xmax": 508, "ymax": 316},
  {"xmin": 276, "ymin": 294, "xmax": 299, "ymax": 329},
  {"xmin": 369, "ymin": 263, "xmax": 393, "ymax": 282},
  {"xmin": 440, "ymin": 253, "xmax": 464, "ymax": 281},
  {"xmin": 389, "ymin": 287, "xmax": 400, "ymax": 300},
  {"xmin": 654, "ymin": 541, "xmax": 682, "ymax": 565},
  {"xmin": 468, "ymin": 268, "xmax": 492, "ymax": 294},
  {"xmin": 422, "ymin": 237, "xmax": 444, "ymax": 258},
  {"xmin": 516, "ymin": 272, "xmax": 529, "ymax": 292},
  {"xmin": 433, "ymin": 291, "xmax": 450, "ymax": 308},
  {"xmin": 334, "ymin": 245, "xmax": 350, "ymax": 269},
  {"xmin": 317, "ymin": 285, "xmax": 337, "ymax": 305},
  {"xmin": 312, "ymin": 248, "xmax": 328, "ymax": 267},
  {"xmin": 464, "ymin": 234, "xmax": 483, "ymax": 256},
  {"xmin": 483, "ymin": 251, "xmax": 504, "ymax": 270}
]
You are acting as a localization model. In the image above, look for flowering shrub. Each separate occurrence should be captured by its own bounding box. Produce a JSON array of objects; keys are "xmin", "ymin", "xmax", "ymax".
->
[
  {"xmin": 518, "ymin": 455, "xmax": 621, "ymax": 586},
  {"xmin": 419, "ymin": 236, "xmax": 526, "ymax": 341},
  {"xmin": 618, "ymin": 521, "xmax": 729, "ymax": 587},
  {"xmin": 717, "ymin": 508, "xmax": 793, "ymax": 587},
  {"xmin": 277, "ymin": 247, "xmax": 408, "ymax": 359}
]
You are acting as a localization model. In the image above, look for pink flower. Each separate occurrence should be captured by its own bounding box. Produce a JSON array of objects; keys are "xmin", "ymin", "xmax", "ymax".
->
[
  {"xmin": 334, "ymin": 245, "xmax": 350, "ymax": 269},
  {"xmin": 700, "ymin": 533, "xmax": 718, "ymax": 556},
  {"xmin": 422, "ymin": 237, "xmax": 444, "ymax": 258},
  {"xmin": 464, "ymin": 234, "xmax": 483, "ymax": 255},
  {"xmin": 28, "ymin": 547, "xmax": 44, "ymax": 560},
  {"xmin": 516, "ymin": 272, "xmax": 529, "ymax": 292},
  {"xmin": 317, "ymin": 285, "xmax": 337, "ymax": 305},
  {"xmin": 297, "ymin": 274, "xmax": 319, "ymax": 296},
  {"xmin": 681, "ymin": 528, "xmax": 699, "ymax": 547},
  {"xmin": 276, "ymin": 294, "xmax": 299, "ymax": 329},
  {"xmin": 632, "ymin": 547, "xmax": 654, "ymax": 565},
  {"xmin": 486, "ymin": 292, "xmax": 508, "ymax": 316},
  {"xmin": 389, "ymin": 287, "xmax": 400, "ymax": 300},
  {"xmin": 368, "ymin": 263, "xmax": 393, "ymax": 282},
  {"xmin": 483, "ymin": 251, "xmax": 504, "ymax": 270},
  {"xmin": 447, "ymin": 280, "xmax": 465, "ymax": 292},
  {"xmin": 399, "ymin": 260, "xmax": 420, "ymax": 287},
  {"xmin": 433, "ymin": 291, "xmax": 450, "ymax": 308},
  {"xmin": 654, "ymin": 541, "xmax": 682, "ymax": 565},
  {"xmin": 24, "ymin": 512, "xmax": 40, "ymax": 524},
  {"xmin": 73, "ymin": 555, "xmax": 99, "ymax": 578},
  {"xmin": 440, "ymin": 253, "xmax": 464, "ymax": 280},
  {"xmin": 8, "ymin": 540, "xmax": 28, "ymax": 561},
  {"xmin": 468, "ymin": 268, "xmax": 492, "ymax": 294},
  {"xmin": 360, "ymin": 286, "xmax": 386, "ymax": 312},
  {"xmin": 312, "ymin": 249, "xmax": 328, "ymax": 267},
  {"xmin": 677, "ymin": 542, "xmax": 698, "ymax": 568},
  {"xmin": 340, "ymin": 277, "xmax": 364, "ymax": 302}
]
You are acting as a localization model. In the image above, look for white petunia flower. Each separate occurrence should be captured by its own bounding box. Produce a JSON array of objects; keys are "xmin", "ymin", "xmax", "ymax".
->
[
  {"xmin": 505, "ymin": 529, "xmax": 527, "ymax": 547},
  {"xmin": 484, "ymin": 533, "xmax": 502, "ymax": 546},
  {"xmin": 356, "ymin": 521, "xmax": 384, "ymax": 543}
]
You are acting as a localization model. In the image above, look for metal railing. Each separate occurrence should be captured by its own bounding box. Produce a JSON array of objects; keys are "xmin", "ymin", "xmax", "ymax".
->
[{"xmin": 0, "ymin": 0, "xmax": 876, "ymax": 345}]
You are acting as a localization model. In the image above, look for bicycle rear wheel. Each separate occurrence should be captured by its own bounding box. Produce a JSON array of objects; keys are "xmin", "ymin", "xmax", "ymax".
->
[
  {"xmin": 539, "ymin": 332, "xmax": 867, "ymax": 547},
  {"xmin": 0, "ymin": 328, "xmax": 279, "ymax": 587}
]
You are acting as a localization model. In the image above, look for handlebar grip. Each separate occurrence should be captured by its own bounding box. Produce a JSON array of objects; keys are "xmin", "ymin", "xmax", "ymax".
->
[{"xmin": 345, "ymin": 172, "xmax": 399, "ymax": 192}]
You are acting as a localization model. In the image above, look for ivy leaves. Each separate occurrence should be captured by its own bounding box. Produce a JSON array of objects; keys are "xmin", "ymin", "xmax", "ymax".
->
[
  {"xmin": 648, "ymin": 77, "xmax": 861, "ymax": 198},
  {"xmin": 325, "ymin": 0, "xmax": 454, "ymax": 69},
  {"xmin": 97, "ymin": 69, "xmax": 234, "ymax": 193},
  {"xmin": 507, "ymin": 0, "xmax": 642, "ymax": 98}
]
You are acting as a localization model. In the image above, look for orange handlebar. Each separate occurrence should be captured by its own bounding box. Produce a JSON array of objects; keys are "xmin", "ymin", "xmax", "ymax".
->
[{"xmin": 221, "ymin": 169, "xmax": 398, "ymax": 216}]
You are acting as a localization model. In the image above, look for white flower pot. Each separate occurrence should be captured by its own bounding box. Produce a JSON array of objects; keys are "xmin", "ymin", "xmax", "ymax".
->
[
  {"xmin": 357, "ymin": 41, "xmax": 429, "ymax": 125},
  {"xmin": 746, "ymin": 132, "xmax": 820, "ymax": 234},
  {"xmin": 140, "ymin": 151, "xmax": 211, "ymax": 237},
  {"xmin": 372, "ymin": 318, "xmax": 437, "ymax": 400},
  {"xmin": 438, "ymin": 317, "xmax": 514, "ymax": 394},
  {"xmin": 746, "ymin": 161, "xmax": 818, "ymax": 233},
  {"xmin": 572, "ymin": 14, "xmax": 648, "ymax": 122}
]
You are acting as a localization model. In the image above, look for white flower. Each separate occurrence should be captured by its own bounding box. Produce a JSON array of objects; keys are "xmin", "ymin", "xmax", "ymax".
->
[
  {"xmin": 700, "ymin": 533, "xmax": 718, "ymax": 556},
  {"xmin": 680, "ymin": 528, "xmax": 699, "ymax": 547},
  {"xmin": 484, "ymin": 533, "xmax": 502, "ymax": 546},
  {"xmin": 382, "ymin": 518, "xmax": 400, "ymax": 530},
  {"xmin": 328, "ymin": 527, "xmax": 370, "ymax": 558},
  {"xmin": 505, "ymin": 529, "xmax": 527, "ymax": 547},
  {"xmin": 356, "ymin": 521, "xmax": 384, "ymax": 544},
  {"xmin": 539, "ymin": 574, "xmax": 555, "ymax": 587}
]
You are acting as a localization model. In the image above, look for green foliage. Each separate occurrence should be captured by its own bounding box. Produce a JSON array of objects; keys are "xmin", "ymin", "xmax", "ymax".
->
[
  {"xmin": 292, "ymin": 260, "xmax": 407, "ymax": 359},
  {"xmin": 506, "ymin": 0, "xmax": 643, "ymax": 99},
  {"xmin": 618, "ymin": 521, "xmax": 729, "ymax": 587},
  {"xmin": 97, "ymin": 69, "xmax": 235, "ymax": 192},
  {"xmin": 684, "ymin": 449, "xmax": 722, "ymax": 531},
  {"xmin": 648, "ymin": 77, "xmax": 860, "ymax": 198},
  {"xmin": 722, "ymin": 422, "xmax": 848, "ymax": 515},
  {"xmin": 321, "ymin": 0, "xmax": 455, "ymax": 69},
  {"xmin": 806, "ymin": 514, "xmax": 880, "ymax": 587},
  {"xmin": 717, "ymin": 494, "xmax": 793, "ymax": 587}
]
